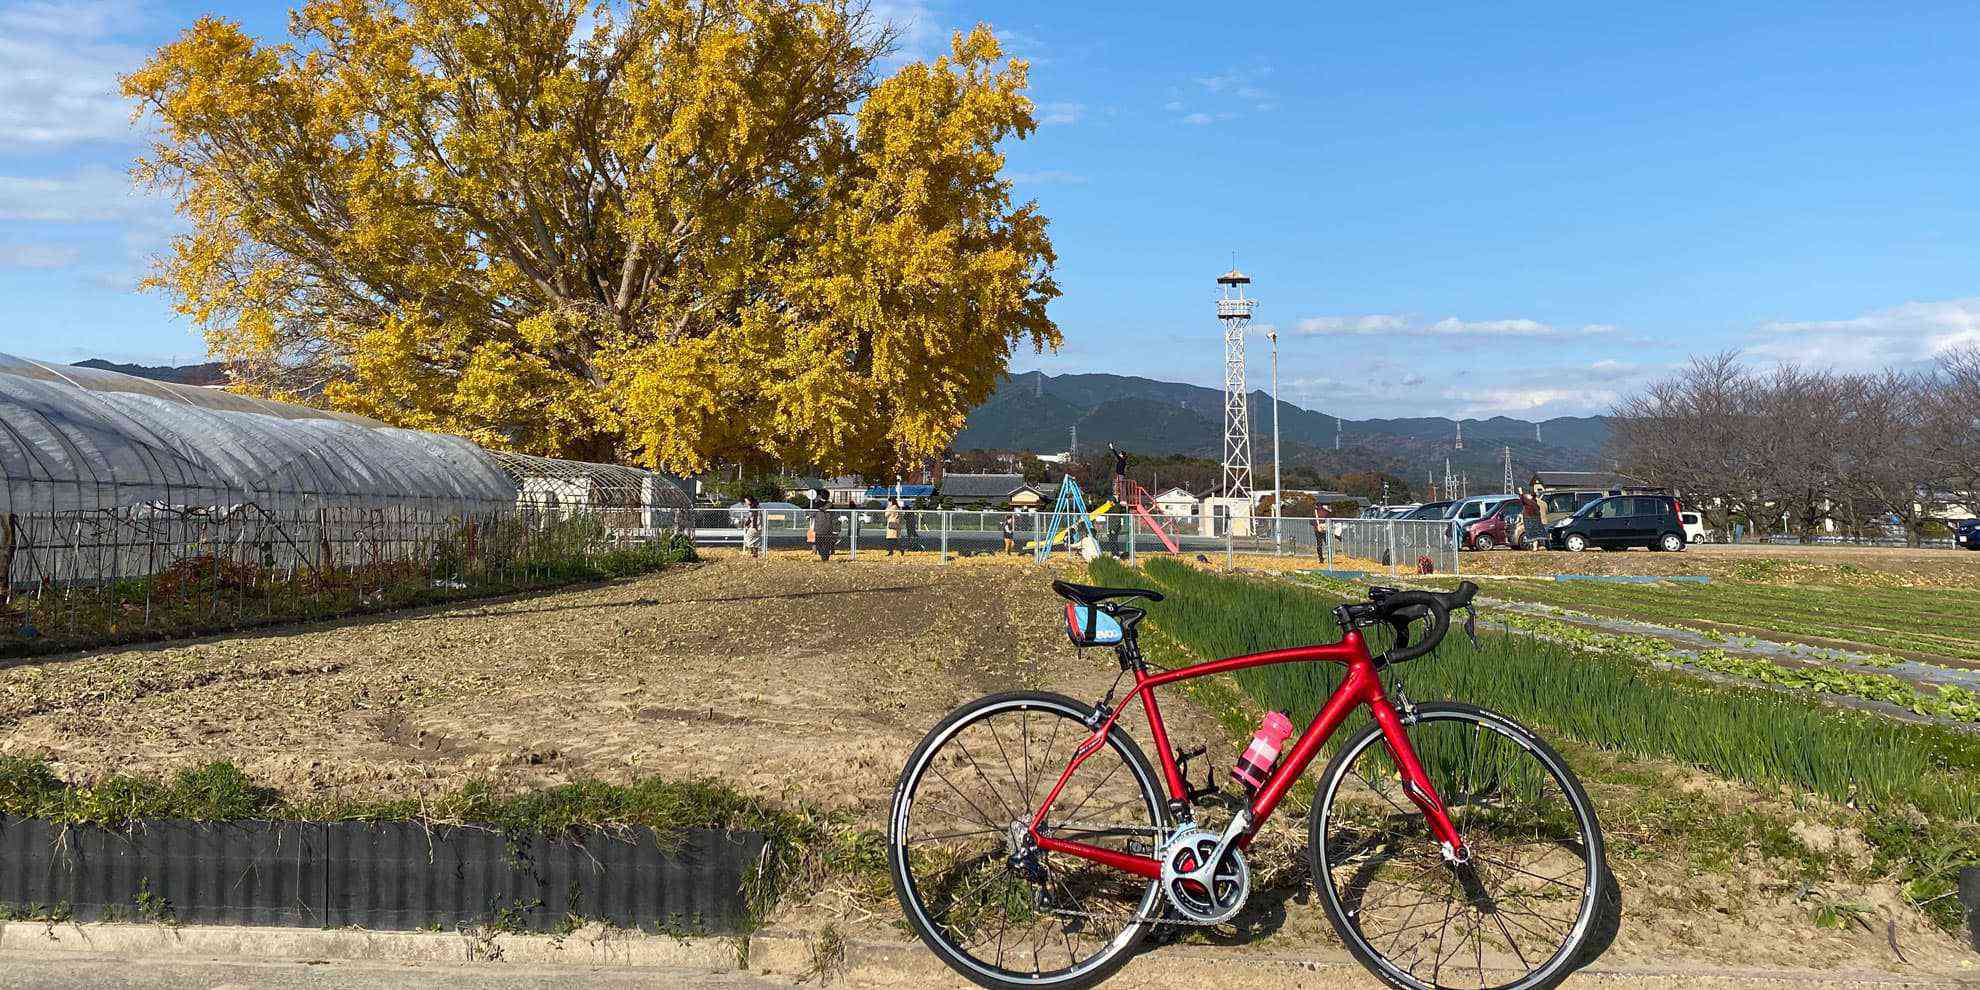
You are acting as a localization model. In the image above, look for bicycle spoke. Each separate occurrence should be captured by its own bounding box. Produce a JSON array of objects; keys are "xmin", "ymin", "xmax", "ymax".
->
[
  {"xmin": 1318, "ymin": 710, "xmax": 1599, "ymax": 990},
  {"xmin": 893, "ymin": 699, "xmax": 1158, "ymax": 987}
]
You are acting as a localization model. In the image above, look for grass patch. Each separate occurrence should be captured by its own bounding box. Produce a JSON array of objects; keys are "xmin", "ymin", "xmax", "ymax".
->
[
  {"xmin": 0, "ymin": 756, "xmax": 873, "ymax": 928},
  {"xmin": 1422, "ymin": 576, "xmax": 1980, "ymax": 663},
  {"xmin": 1, "ymin": 524, "xmax": 698, "ymax": 659},
  {"xmin": 1092, "ymin": 555, "xmax": 1980, "ymax": 928}
]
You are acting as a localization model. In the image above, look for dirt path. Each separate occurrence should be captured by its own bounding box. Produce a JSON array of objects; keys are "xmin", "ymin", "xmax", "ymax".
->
[{"xmin": 0, "ymin": 556, "xmax": 1223, "ymax": 820}]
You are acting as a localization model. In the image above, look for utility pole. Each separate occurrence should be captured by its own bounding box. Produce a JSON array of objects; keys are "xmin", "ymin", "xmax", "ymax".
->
[{"xmin": 1268, "ymin": 326, "xmax": 1283, "ymax": 548}]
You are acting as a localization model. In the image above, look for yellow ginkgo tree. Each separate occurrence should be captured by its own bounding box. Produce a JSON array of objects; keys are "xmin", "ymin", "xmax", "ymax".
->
[{"xmin": 125, "ymin": 0, "xmax": 1060, "ymax": 475}]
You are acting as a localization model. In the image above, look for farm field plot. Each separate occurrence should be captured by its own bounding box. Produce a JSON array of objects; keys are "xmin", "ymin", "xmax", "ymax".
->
[
  {"xmin": 1432, "ymin": 577, "xmax": 1980, "ymax": 667},
  {"xmin": 0, "ymin": 556, "xmax": 1201, "ymax": 816},
  {"xmin": 2, "ymin": 555, "xmax": 1974, "ymax": 978},
  {"xmin": 1096, "ymin": 555, "xmax": 1980, "ymax": 975}
]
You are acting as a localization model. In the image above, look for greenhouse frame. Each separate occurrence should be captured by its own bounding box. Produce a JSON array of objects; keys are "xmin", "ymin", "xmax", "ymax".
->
[{"xmin": 0, "ymin": 354, "xmax": 693, "ymax": 652}]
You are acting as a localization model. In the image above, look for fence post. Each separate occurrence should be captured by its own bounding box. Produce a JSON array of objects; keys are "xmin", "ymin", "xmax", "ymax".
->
[
  {"xmin": 758, "ymin": 506, "xmax": 768, "ymax": 559},
  {"xmin": 1225, "ymin": 518, "xmax": 1234, "ymax": 570},
  {"xmin": 1387, "ymin": 520, "xmax": 1399, "ymax": 579},
  {"xmin": 1452, "ymin": 519, "xmax": 1461, "ymax": 577},
  {"xmin": 1127, "ymin": 512, "xmax": 1137, "ymax": 567},
  {"xmin": 940, "ymin": 510, "xmax": 949, "ymax": 563},
  {"xmin": 1324, "ymin": 520, "xmax": 1334, "ymax": 571},
  {"xmin": 848, "ymin": 509, "xmax": 858, "ymax": 558}
]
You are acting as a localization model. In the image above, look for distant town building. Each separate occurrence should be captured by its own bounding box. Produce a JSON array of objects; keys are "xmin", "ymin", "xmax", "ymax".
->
[
  {"xmin": 1152, "ymin": 487, "xmax": 1200, "ymax": 518},
  {"xmin": 940, "ymin": 473, "xmax": 1045, "ymax": 510}
]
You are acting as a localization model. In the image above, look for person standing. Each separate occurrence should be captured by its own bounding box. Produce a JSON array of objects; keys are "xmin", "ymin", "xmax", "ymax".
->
[
  {"xmin": 1001, "ymin": 512, "xmax": 1017, "ymax": 555},
  {"xmin": 808, "ymin": 490, "xmax": 838, "ymax": 562},
  {"xmin": 1311, "ymin": 503, "xmax": 1331, "ymax": 561},
  {"xmin": 884, "ymin": 497, "xmax": 904, "ymax": 556},
  {"xmin": 741, "ymin": 495, "xmax": 763, "ymax": 556},
  {"xmin": 1109, "ymin": 443, "xmax": 1129, "ymax": 503},
  {"xmin": 1517, "ymin": 486, "xmax": 1542, "ymax": 550},
  {"xmin": 904, "ymin": 504, "xmax": 922, "ymax": 551}
]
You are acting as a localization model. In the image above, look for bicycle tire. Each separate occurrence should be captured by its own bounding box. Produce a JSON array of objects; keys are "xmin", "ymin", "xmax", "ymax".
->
[
  {"xmin": 1309, "ymin": 703, "xmax": 1604, "ymax": 990},
  {"xmin": 889, "ymin": 691, "xmax": 1169, "ymax": 990}
]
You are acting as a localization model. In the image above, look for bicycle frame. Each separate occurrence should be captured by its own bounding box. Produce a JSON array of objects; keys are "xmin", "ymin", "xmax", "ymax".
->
[{"xmin": 1028, "ymin": 626, "xmax": 1467, "ymax": 880}]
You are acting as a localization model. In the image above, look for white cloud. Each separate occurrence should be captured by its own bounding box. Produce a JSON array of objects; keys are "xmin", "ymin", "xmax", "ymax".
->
[
  {"xmin": 0, "ymin": 0, "xmax": 146, "ymax": 146},
  {"xmin": 0, "ymin": 166, "xmax": 161, "ymax": 222},
  {"xmin": 866, "ymin": 0, "xmax": 945, "ymax": 66},
  {"xmin": 1442, "ymin": 386, "xmax": 1624, "ymax": 418},
  {"xmin": 1037, "ymin": 101, "xmax": 1084, "ymax": 126},
  {"xmin": 0, "ymin": 244, "xmax": 81, "ymax": 268},
  {"xmin": 1749, "ymin": 298, "xmax": 1980, "ymax": 369},
  {"xmin": 1293, "ymin": 314, "xmax": 1616, "ymax": 339},
  {"xmin": 1180, "ymin": 112, "xmax": 1214, "ymax": 126}
]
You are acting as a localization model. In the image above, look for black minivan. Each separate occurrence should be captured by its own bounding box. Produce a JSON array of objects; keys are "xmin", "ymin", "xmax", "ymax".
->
[{"xmin": 1547, "ymin": 495, "xmax": 1687, "ymax": 552}]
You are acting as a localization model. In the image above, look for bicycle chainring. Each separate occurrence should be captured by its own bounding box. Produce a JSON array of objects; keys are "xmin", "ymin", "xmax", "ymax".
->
[{"xmin": 1158, "ymin": 828, "xmax": 1249, "ymax": 925}]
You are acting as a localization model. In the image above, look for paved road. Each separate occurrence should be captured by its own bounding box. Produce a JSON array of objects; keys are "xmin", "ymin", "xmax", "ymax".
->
[{"xmin": 0, "ymin": 954, "xmax": 802, "ymax": 990}]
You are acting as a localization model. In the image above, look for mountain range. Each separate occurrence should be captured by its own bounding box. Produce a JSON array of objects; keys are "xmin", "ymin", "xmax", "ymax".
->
[
  {"xmin": 68, "ymin": 359, "xmax": 1615, "ymax": 496},
  {"xmin": 957, "ymin": 371, "xmax": 1614, "ymax": 494}
]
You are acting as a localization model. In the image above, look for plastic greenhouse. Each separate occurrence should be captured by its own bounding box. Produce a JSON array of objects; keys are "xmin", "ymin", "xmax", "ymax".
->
[{"xmin": 0, "ymin": 353, "xmax": 693, "ymax": 651}]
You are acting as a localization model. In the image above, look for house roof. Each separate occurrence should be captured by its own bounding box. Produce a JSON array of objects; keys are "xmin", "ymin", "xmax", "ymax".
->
[
  {"xmin": 1531, "ymin": 470, "xmax": 1650, "ymax": 490},
  {"xmin": 1153, "ymin": 487, "xmax": 1198, "ymax": 502},
  {"xmin": 865, "ymin": 484, "xmax": 936, "ymax": 498},
  {"xmin": 941, "ymin": 473, "xmax": 1030, "ymax": 499}
]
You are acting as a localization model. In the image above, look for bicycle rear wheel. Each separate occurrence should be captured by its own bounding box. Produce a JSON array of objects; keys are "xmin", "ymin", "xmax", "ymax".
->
[
  {"xmin": 1310, "ymin": 703, "xmax": 1603, "ymax": 990},
  {"xmin": 889, "ymin": 691, "xmax": 1167, "ymax": 990}
]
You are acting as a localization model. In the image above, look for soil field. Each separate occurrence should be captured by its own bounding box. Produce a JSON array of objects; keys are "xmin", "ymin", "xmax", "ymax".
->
[
  {"xmin": 0, "ymin": 554, "xmax": 1969, "ymax": 980},
  {"xmin": 0, "ymin": 555, "xmax": 1223, "ymax": 816}
]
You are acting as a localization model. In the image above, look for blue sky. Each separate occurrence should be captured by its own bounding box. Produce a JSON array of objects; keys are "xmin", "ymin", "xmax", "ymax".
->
[{"xmin": 5, "ymin": 1, "xmax": 1980, "ymax": 419}]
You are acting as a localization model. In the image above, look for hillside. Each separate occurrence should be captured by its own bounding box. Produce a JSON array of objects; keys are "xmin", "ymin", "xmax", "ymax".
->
[
  {"xmin": 72, "ymin": 359, "xmax": 230, "ymax": 386},
  {"xmin": 956, "ymin": 371, "xmax": 1613, "ymax": 492}
]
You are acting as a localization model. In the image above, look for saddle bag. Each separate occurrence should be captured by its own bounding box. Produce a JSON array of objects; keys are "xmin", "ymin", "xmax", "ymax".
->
[{"xmin": 1063, "ymin": 602, "xmax": 1124, "ymax": 647}]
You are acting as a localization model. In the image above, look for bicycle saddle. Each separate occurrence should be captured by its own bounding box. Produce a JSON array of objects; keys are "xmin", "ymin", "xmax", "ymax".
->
[{"xmin": 1050, "ymin": 580, "xmax": 1165, "ymax": 607}]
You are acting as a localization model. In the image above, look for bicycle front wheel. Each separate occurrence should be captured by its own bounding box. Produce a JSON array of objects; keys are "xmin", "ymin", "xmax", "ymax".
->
[
  {"xmin": 889, "ymin": 691, "xmax": 1167, "ymax": 990},
  {"xmin": 1310, "ymin": 703, "xmax": 1604, "ymax": 990}
]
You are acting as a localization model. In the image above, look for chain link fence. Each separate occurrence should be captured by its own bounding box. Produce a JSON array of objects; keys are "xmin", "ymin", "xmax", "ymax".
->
[{"xmin": 697, "ymin": 506, "xmax": 1464, "ymax": 578}]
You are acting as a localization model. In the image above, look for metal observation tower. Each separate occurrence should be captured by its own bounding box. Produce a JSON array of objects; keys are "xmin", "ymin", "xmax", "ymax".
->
[{"xmin": 1217, "ymin": 268, "xmax": 1255, "ymax": 500}]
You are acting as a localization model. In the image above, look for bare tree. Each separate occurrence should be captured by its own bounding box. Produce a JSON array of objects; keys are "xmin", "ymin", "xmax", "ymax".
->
[
  {"xmin": 1836, "ymin": 370, "xmax": 1935, "ymax": 544},
  {"xmin": 1924, "ymin": 345, "xmax": 1980, "ymax": 521}
]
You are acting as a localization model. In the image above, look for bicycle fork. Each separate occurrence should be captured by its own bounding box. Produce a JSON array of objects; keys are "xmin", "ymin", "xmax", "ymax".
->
[{"xmin": 1370, "ymin": 696, "xmax": 1470, "ymax": 863}]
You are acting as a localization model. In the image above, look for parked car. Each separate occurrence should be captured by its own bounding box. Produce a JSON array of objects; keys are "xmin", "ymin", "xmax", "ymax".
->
[
  {"xmin": 1549, "ymin": 495, "xmax": 1688, "ymax": 552},
  {"xmin": 1679, "ymin": 511, "xmax": 1709, "ymax": 544},
  {"xmin": 1448, "ymin": 495, "xmax": 1516, "ymax": 549},
  {"xmin": 1958, "ymin": 518, "xmax": 1980, "ymax": 551},
  {"xmin": 1464, "ymin": 498, "xmax": 1529, "ymax": 550},
  {"xmin": 1538, "ymin": 489, "xmax": 1606, "ymax": 527},
  {"xmin": 1399, "ymin": 501, "xmax": 1455, "ymax": 521}
]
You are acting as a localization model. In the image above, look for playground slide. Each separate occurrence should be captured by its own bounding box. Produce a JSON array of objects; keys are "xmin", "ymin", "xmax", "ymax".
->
[
  {"xmin": 1130, "ymin": 502, "xmax": 1181, "ymax": 553},
  {"xmin": 1024, "ymin": 501, "xmax": 1116, "ymax": 549}
]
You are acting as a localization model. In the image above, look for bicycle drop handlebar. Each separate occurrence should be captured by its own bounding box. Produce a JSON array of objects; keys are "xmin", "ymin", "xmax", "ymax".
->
[{"xmin": 1340, "ymin": 581, "xmax": 1479, "ymax": 665}]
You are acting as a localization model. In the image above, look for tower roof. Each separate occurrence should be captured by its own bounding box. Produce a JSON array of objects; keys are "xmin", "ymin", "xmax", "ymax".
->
[{"xmin": 1216, "ymin": 268, "xmax": 1251, "ymax": 285}]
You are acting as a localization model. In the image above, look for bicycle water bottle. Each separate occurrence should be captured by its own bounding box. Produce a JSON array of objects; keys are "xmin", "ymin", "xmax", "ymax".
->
[{"xmin": 1231, "ymin": 712, "xmax": 1294, "ymax": 793}]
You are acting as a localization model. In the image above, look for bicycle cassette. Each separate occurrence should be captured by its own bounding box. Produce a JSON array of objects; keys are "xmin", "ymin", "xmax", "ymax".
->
[{"xmin": 1158, "ymin": 828, "xmax": 1249, "ymax": 925}]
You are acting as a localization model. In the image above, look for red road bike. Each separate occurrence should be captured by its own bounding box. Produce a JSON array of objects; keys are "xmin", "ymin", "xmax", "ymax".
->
[{"xmin": 889, "ymin": 579, "xmax": 1604, "ymax": 990}]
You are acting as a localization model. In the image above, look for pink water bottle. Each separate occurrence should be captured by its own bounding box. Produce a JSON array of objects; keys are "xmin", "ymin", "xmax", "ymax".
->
[{"xmin": 1231, "ymin": 712, "xmax": 1295, "ymax": 793}]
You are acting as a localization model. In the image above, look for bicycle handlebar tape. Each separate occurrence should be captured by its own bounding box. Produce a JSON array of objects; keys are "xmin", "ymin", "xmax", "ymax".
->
[{"xmin": 1373, "ymin": 590, "xmax": 1451, "ymax": 665}]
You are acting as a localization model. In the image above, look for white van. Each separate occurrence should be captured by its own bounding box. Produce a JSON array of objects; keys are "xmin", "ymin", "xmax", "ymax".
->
[{"xmin": 1679, "ymin": 511, "xmax": 1709, "ymax": 544}]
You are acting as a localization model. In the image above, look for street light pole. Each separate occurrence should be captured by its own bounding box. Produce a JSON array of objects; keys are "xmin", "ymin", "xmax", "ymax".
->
[{"xmin": 1269, "ymin": 326, "xmax": 1283, "ymax": 549}]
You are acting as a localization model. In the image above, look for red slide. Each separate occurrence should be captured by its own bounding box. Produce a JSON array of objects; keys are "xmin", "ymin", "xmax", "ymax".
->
[{"xmin": 1124, "ymin": 481, "xmax": 1182, "ymax": 553}]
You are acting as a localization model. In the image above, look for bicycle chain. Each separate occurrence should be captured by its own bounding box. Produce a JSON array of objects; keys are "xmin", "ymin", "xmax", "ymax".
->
[{"xmin": 1029, "ymin": 821, "xmax": 1235, "ymax": 928}]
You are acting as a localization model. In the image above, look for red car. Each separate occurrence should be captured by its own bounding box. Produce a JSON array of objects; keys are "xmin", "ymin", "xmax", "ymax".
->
[{"xmin": 1463, "ymin": 498, "xmax": 1529, "ymax": 550}]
